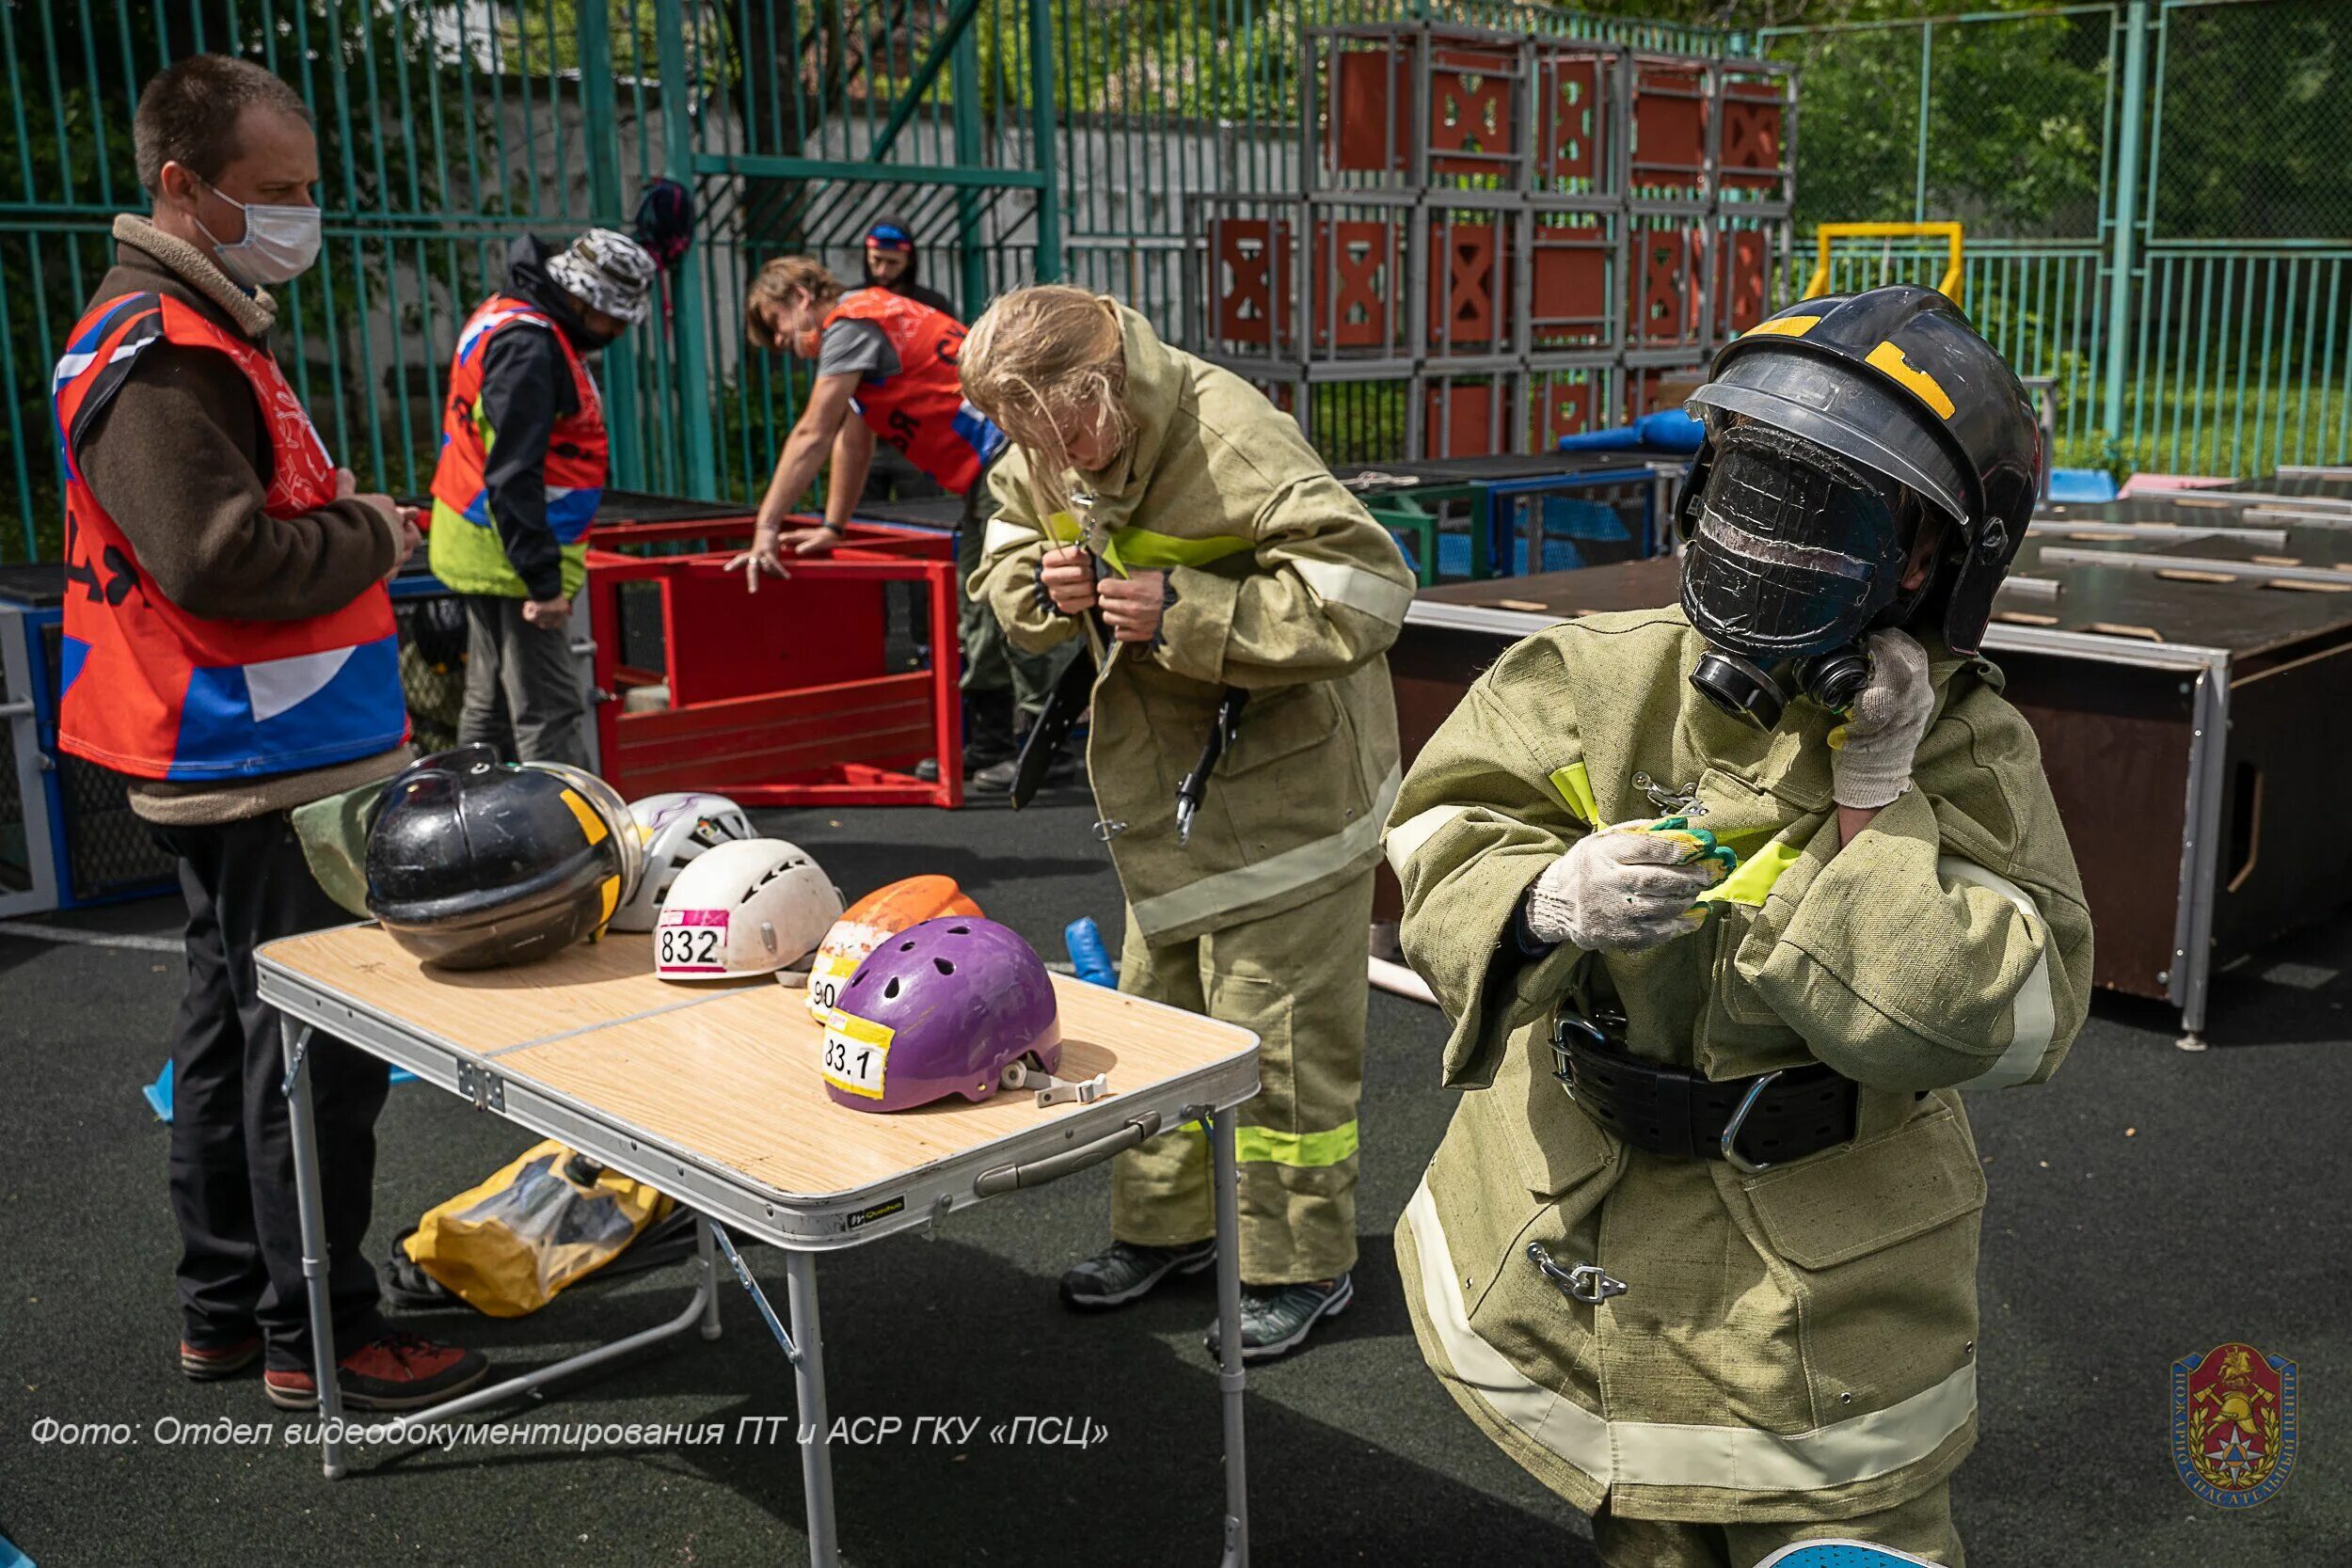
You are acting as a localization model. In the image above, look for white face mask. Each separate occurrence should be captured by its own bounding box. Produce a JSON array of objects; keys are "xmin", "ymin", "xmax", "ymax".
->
[{"xmin": 196, "ymin": 182, "xmax": 323, "ymax": 288}]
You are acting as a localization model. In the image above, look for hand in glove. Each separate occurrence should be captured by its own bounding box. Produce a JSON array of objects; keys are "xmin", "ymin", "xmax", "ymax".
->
[
  {"xmin": 1828, "ymin": 628, "xmax": 1936, "ymax": 809},
  {"xmin": 1524, "ymin": 816, "xmax": 1734, "ymax": 954}
]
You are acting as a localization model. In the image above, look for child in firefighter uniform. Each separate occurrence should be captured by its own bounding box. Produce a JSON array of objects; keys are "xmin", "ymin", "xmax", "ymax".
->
[
  {"xmin": 961, "ymin": 286, "xmax": 1414, "ymax": 1360},
  {"xmin": 1382, "ymin": 287, "xmax": 2094, "ymax": 1564}
]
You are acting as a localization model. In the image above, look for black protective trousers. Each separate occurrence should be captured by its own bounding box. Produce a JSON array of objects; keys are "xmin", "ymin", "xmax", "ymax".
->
[{"xmin": 152, "ymin": 812, "xmax": 389, "ymax": 1371}]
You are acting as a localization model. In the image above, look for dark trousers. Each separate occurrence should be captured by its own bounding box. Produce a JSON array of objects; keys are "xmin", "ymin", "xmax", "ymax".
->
[
  {"xmin": 154, "ymin": 813, "xmax": 389, "ymax": 1370},
  {"xmin": 455, "ymin": 594, "xmax": 588, "ymax": 767}
]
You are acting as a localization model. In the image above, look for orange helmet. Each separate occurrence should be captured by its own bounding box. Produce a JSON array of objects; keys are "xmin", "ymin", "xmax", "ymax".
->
[{"xmin": 804, "ymin": 875, "xmax": 983, "ymax": 1022}]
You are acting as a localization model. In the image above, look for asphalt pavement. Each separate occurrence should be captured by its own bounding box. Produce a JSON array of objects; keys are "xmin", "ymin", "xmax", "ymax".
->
[{"xmin": 0, "ymin": 787, "xmax": 2344, "ymax": 1567}]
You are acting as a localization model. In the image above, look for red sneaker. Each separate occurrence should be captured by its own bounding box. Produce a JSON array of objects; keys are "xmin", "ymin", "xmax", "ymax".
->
[
  {"xmin": 263, "ymin": 1330, "xmax": 490, "ymax": 1412},
  {"xmin": 180, "ymin": 1335, "xmax": 262, "ymax": 1381}
]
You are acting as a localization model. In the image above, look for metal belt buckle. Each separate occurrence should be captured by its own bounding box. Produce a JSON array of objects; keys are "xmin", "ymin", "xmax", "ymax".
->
[
  {"xmin": 1548, "ymin": 1009, "xmax": 1612, "ymax": 1101},
  {"xmin": 1527, "ymin": 1242, "xmax": 1628, "ymax": 1305},
  {"xmin": 1718, "ymin": 1069, "xmax": 1785, "ymax": 1176}
]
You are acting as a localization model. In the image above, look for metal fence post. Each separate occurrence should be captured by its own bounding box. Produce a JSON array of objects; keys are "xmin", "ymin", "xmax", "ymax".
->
[
  {"xmin": 951, "ymin": 26, "xmax": 988, "ymax": 319},
  {"xmin": 1912, "ymin": 23, "xmax": 1932, "ymax": 224},
  {"xmin": 1027, "ymin": 0, "xmax": 1062, "ymax": 282},
  {"xmin": 580, "ymin": 0, "xmax": 643, "ymax": 490},
  {"xmin": 2103, "ymin": 0, "xmax": 2152, "ymax": 445},
  {"xmin": 655, "ymin": 0, "xmax": 719, "ymax": 498}
]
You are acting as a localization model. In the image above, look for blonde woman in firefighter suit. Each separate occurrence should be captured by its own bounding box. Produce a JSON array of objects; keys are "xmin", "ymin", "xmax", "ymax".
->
[
  {"xmin": 1382, "ymin": 287, "xmax": 2095, "ymax": 1564},
  {"xmin": 961, "ymin": 286, "xmax": 1416, "ymax": 1360}
]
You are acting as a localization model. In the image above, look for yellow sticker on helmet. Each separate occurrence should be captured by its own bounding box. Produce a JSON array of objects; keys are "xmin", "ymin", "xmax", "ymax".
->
[
  {"xmin": 1742, "ymin": 314, "xmax": 1821, "ymax": 340},
  {"xmin": 596, "ymin": 874, "xmax": 619, "ymax": 927},
  {"xmin": 1866, "ymin": 340, "xmax": 1958, "ymax": 420},
  {"xmin": 557, "ymin": 787, "xmax": 610, "ymax": 846},
  {"xmin": 822, "ymin": 1010, "xmax": 894, "ymax": 1099}
]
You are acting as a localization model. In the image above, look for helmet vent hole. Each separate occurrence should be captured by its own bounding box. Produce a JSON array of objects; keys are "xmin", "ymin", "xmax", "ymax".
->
[
  {"xmin": 947, "ymin": 925, "xmax": 971, "ymax": 935},
  {"xmin": 883, "ymin": 976, "xmax": 901, "ymax": 1000},
  {"xmin": 932, "ymin": 958, "xmax": 955, "ymax": 976},
  {"xmin": 898, "ymin": 940, "xmax": 915, "ymax": 952}
]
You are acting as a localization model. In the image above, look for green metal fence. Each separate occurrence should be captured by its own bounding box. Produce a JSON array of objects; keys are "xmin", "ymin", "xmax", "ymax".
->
[
  {"xmin": 1756, "ymin": 0, "xmax": 2352, "ymax": 477},
  {"xmin": 5, "ymin": 1, "xmax": 2347, "ymax": 562}
]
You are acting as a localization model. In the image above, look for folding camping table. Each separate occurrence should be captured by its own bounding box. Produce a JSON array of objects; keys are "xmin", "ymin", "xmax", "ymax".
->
[{"xmin": 255, "ymin": 927, "xmax": 1263, "ymax": 1566}]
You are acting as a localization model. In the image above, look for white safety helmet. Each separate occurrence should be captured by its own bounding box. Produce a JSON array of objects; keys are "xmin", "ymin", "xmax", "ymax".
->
[
  {"xmin": 653, "ymin": 837, "xmax": 844, "ymax": 981},
  {"xmin": 611, "ymin": 792, "xmax": 756, "ymax": 933}
]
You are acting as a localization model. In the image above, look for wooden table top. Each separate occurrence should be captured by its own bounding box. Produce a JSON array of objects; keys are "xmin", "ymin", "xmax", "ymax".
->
[{"xmin": 257, "ymin": 926, "xmax": 1257, "ymax": 1203}]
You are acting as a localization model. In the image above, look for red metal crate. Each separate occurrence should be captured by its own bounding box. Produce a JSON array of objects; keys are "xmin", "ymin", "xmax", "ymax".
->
[{"xmin": 584, "ymin": 517, "xmax": 961, "ymax": 808}]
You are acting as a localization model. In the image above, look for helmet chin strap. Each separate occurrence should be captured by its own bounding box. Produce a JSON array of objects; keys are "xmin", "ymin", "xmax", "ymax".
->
[{"xmin": 1000, "ymin": 1057, "xmax": 1109, "ymax": 1107}]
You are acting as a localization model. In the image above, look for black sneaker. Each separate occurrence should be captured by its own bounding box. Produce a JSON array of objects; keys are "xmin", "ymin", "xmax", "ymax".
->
[
  {"xmin": 1204, "ymin": 1273, "xmax": 1355, "ymax": 1363},
  {"xmin": 1059, "ymin": 1239, "xmax": 1217, "ymax": 1311}
]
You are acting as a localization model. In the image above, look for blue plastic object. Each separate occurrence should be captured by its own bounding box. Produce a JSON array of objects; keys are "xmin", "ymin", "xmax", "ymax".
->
[
  {"xmin": 1555, "ymin": 408, "xmax": 1705, "ymax": 454},
  {"xmin": 145, "ymin": 1056, "xmax": 416, "ymax": 1123},
  {"xmin": 1751, "ymin": 1542, "xmax": 1934, "ymax": 1568},
  {"xmin": 1063, "ymin": 917, "xmax": 1117, "ymax": 988},
  {"xmin": 0, "ymin": 1530, "xmax": 34, "ymax": 1568},
  {"xmin": 2046, "ymin": 467, "xmax": 2119, "ymax": 502}
]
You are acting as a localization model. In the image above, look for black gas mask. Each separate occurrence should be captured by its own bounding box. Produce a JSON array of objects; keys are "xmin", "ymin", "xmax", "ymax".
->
[{"xmin": 1678, "ymin": 422, "xmax": 1932, "ymax": 730}]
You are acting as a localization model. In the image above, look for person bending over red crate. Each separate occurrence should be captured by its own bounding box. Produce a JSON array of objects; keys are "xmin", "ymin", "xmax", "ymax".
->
[{"xmin": 731, "ymin": 257, "xmax": 1073, "ymax": 789}]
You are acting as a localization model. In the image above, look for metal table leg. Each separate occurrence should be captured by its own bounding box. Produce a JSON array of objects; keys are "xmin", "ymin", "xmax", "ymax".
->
[
  {"xmin": 1210, "ymin": 1108, "xmax": 1249, "ymax": 1568},
  {"xmin": 697, "ymin": 1217, "xmax": 723, "ymax": 1340},
  {"xmin": 278, "ymin": 1019, "xmax": 347, "ymax": 1479},
  {"xmin": 785, "ymin": 1248, "xmax": 841, "ymax": 1567}
]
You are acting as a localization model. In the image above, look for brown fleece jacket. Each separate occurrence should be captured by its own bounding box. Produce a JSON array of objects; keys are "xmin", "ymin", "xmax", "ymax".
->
[{"xmin": 73, "ymin": 215, "xmax": 410, "ymax": 824}]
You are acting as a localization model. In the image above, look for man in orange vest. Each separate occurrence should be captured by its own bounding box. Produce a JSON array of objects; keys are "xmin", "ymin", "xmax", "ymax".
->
[
  {"xmin": 428, "ymin": 230, "xmax": 657, "ymax": 768},
  {"xmin": 55, "ymin": 55, "xmax": 485, "ymax": 1410},
  {"xmin": 731, "ymin": 257, "xmax": 1072, "ymax": 788}
]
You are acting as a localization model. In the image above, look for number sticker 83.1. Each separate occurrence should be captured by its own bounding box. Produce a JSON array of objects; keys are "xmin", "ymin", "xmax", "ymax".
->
[{"xmin": 822, "ymin": 1011, "xmax": 893, "ymax": 1099}]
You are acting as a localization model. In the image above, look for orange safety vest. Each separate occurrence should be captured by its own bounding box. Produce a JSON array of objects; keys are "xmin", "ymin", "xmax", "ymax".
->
[
  {"xmin": 824, "ymin": 289, "xmax": 1005, "ymax": 495},
  {"xmin": 429, "ymin": 293, "xmax": 609, "ymax": 541},
  {"xmin": 52, "ymin": 293, "xmax": 406, "ymax": 782}
]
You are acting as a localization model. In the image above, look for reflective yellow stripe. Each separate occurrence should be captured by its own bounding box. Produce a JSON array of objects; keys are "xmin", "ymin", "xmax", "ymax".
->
[
  {"xmin": 1697, "ymin": 837, "xmax": 1804, "ymax": 908},
  {"xmin": 1104, "ymin": 529, "xmax": 1257, "ymax": 571},
  {"xmin": 1548, "ymin": 763, "xmax": 1601, "ymax": 828},
  {"xmin": 1937, "ymin": 857, "xmax": 2056, "ymax": 1088},
  {"xmin": 1404, "ymin": 1180, "xmax": 1978, "ymax": 1493},
  {"xmin": 596, "ymin": 875, "xmax": 619, "ymax": 928},
  {"xmin": 1383, "ymin": 802, "xmax": 1468, "ymax": 877},
  {"xmin": 1128, "ymin": 765, "xmax": 1401, "ymax": 939},
  {"xmin": 1233, "ymin": 1119, "xmax": 1359, "ymax": 1168},
  {"xmin": 1741, "ymin": 313, "xmax": 1821, "ymax": 340},
  {"xmin": 1866, "ymin": 340, "xmax": 1958, "ymax": 420},
  {"xmin": 1039, "ymin": 509, "xmax": 1258, "ymax": 574}
]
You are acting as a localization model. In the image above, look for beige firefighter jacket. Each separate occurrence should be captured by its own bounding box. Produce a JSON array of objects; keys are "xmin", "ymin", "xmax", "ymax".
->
[
  {"xmin": 972, "ymin": 303, "xmax": 1411, "ymax": 946},
  {"xmin": 1382, "ymin": 608, "xmax": 2093, "ymax": 1523}
]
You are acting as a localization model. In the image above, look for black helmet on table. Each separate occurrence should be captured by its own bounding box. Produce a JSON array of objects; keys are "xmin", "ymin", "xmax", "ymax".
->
[
  {"xmin": 366, "ymin": 746, "xmax": 644, "ymax": 970},
  {"xmin": 1672, "ymin": 284, "xmax": 2041, "ymax": 729}
]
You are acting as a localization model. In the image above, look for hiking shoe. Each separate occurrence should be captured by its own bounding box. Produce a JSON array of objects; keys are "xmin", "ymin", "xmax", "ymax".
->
[
  {"xmin": 973, "ymin": 742, "xmax": 1080, "ymax": 794},
  {"xmin": 1204, "ymin": 1273, "xmax": 1355, "ymax": 1363},
  {"xmin": 180, "ymin": 1335, "xmax": 262, "ymax": 1381},
  {"xmin": 1059, "ymin": 1239, "xmax": 1217, "ymax": 1311},
  {"xmin": 263, "ymin": 1330, "xmax": 490, "ymax": 1412}
]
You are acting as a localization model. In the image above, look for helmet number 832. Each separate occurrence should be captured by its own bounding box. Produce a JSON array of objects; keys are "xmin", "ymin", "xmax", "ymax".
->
[{"xmin": 659, "ymin": 926, "xmax": 721, "ymax": 968}]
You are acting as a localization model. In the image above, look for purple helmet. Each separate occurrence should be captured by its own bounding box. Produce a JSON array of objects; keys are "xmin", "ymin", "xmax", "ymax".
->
[{"xmin": 820, "ymin": 916, "xmax": 1061, "ymax": 1113}]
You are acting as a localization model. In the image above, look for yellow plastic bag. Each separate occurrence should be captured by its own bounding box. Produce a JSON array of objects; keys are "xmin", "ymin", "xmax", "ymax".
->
[{"xmin": 401, "ymin": 1140, "xmax": 672, "ymax": 1318}]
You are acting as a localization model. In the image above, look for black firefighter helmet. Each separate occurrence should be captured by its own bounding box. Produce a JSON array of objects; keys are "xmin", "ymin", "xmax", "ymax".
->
[
  {"xmin": 366, "ymin": 746, "xmax": 644, "ymax": 970},
  {"xmin": 1673, "ymin": 284, "xmax": 2041, "ymax": 728}
]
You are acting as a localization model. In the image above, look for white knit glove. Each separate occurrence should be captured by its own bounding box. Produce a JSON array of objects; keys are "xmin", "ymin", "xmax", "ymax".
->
[
  {"xmin": 1524, "ymin": 817, "xmax": 1731, "ymax": 954},
  {"xmin": 1828, "ymin": 628, "xmax": 1937, "ymax": 810}
]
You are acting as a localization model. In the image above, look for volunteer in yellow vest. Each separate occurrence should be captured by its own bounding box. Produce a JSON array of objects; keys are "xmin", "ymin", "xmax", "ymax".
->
[
  {"xmin": 57, "ymin": 54, "xmax": 485, "ymax": 1412},
  {"xmin": 1382, "ymin": 288, "xmax": 2094, "ymax": 1564},
  {"xmin": 962, "ymin": 286, "xmax": 1414, "ymax": 1360},
  {"xmin": 730, "ymin": 257, "xmax": 1068, "ymax": 788},
  {"xmin": 428, "ymin": 229, "xmax": 657, "ymax": 767}
]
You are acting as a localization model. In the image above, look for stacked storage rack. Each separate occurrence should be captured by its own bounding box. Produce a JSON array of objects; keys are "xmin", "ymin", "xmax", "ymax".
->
[{"xmin": 1185, "ymin": 22, "xmax": 1794, "ymax": 461}]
